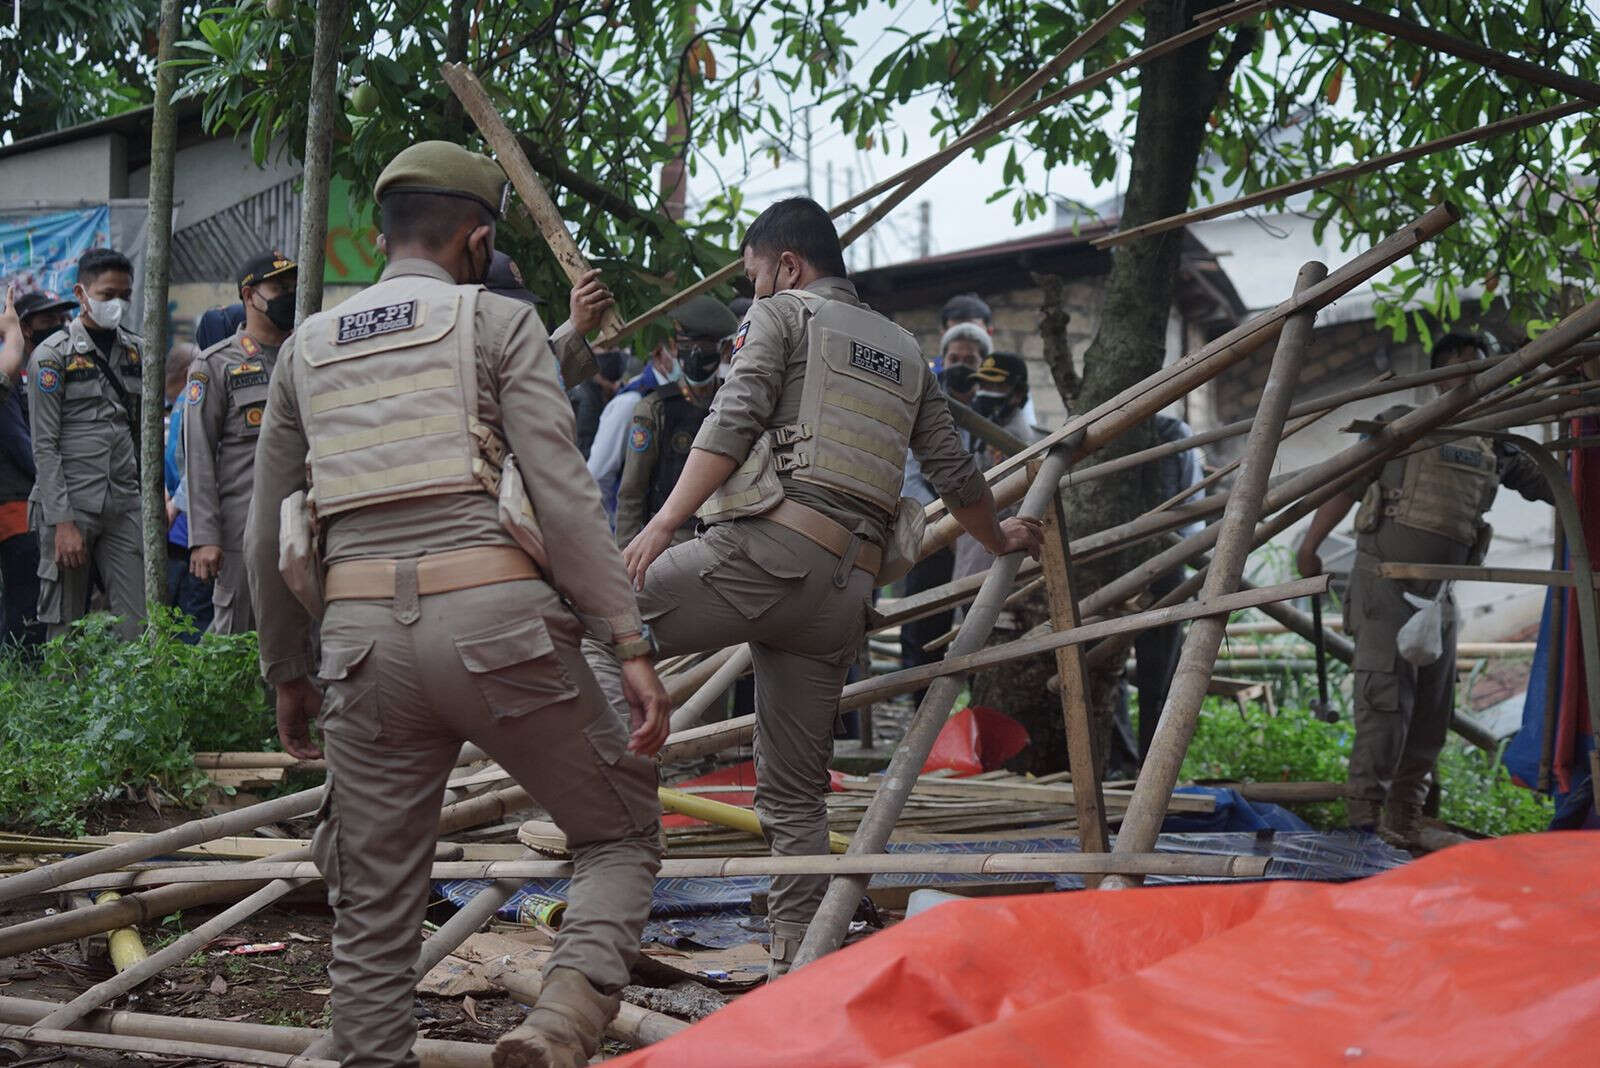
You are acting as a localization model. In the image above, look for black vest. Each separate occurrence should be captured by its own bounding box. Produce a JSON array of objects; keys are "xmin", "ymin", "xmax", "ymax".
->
[{"xmin": 646, "ymin": 387, "xmax": 713, "ymax": 522}]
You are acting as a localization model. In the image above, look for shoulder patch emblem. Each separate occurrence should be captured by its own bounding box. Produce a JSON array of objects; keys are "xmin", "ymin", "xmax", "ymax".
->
[
  {"xmin": 849, "ymin": 340, "xmax": 902, "ymax": 384},
  {"xmin": 336, "ymin": 300, "xmax": 418, "ymax": 343},
  {"xmin": 35, "ymin": 366, "xmax": 61, "ymax": 394},
  {"xmin": 185, "ymin": 377, "xmax": 206, "ymax": 407},
  {"xmin": 671, "ymin": 429, "xmax": 694, "ymax": 454},
  {"xmin": 243, "ymin": 403, "xmax": 265, "ymax": 428},
  {"xmin": 731, "ymin": 320, "xmax": 750, "ymax": 355},
  {"xmin": 628, "ymin": 422, "xmax": 654, "ymax": 453}
]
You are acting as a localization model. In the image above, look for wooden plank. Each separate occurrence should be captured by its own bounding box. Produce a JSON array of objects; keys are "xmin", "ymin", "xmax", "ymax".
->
[
  {"xmin": 1037, "ymin": 460, "xmax": 1110, "ymax": 866},
  {"xmin": 1379, "ymin": 562, "xmax": 1600, "ymax": 588}
]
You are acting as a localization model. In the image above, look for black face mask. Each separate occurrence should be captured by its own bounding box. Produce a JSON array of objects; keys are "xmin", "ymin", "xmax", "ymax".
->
[
  {"xmin": 263, "ymin": 292, "xmax": 297, "ymax": 332},
  {"xmin": 973, "ymin": 391, "xmax": 1018, "ymax": 424},
  {"xmin": 678, "ymin": 345, "xmax": 721, "ymax": 386},
  {"xmin": 25, "ymin": 323, "xmax": 66, "ymax": 352}
]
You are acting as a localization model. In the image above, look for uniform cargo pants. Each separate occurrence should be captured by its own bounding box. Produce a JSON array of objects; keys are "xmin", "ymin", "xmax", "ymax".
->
[
  {"xmin": 587, "ymin": 518, "xmax": 872, "ymax": 931},
  {"xmin": 208, "ymin": 544, "xmax": 255, "ymax": 635},
  {"xmin": 1346, "ymin": 549, "xmax": 1459, "ymax": 813},
  {"xmin": 33, "ymin": 507, "xmax": 144, "ymax": 639},
  {"xmin": 314, "ymin": 576, "xmax": 662, "ymax": 1068}
]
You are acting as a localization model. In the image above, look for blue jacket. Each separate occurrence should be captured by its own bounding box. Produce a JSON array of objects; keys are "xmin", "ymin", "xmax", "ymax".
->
[{"xmin": 0, "ymin": 381, "xmax": 34, "ymax": 505}]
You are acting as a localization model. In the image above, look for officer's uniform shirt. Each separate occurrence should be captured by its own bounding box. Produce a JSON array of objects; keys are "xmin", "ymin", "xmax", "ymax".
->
[
  {"xmin": 615, "ymin": 382, "xmax": 712, "ymax": 547},
  {"xmin": 27, "ymin": 317, "xmax": 142, "ymax": 525},
  {"xmin": 694, "ymin": 277, "xmax": 986, "ymax": 542},
  {"xmin": 183, "ymin": 331, "xmax": 277, "ymax": 551}
]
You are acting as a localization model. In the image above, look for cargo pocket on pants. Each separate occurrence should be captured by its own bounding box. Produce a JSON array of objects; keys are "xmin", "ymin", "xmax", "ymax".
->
[
  {"xmin": 34, "ymin": 553, "xmax": 60, "ymax": 623},
  {"xmin": 700, "ymin": 524, "xmax": 807, "ymax": 621},
  {"xmin": 310, "ymin": 787, "xmax": 342, "ymax": 908},
  {"xmin": 580, "ymin": 709, "xmax": 662, "ymax": 842},
  {"xmin": 1356, "ymin": 670, "xmax": 1402, "ymax": 715},
  {"xmin": 317, "ymin": 639, "xmax": 382, "ymax": 742},
  {"xmin": 453, "ymin": 616, "xmax": 579, "ymax": 720}
]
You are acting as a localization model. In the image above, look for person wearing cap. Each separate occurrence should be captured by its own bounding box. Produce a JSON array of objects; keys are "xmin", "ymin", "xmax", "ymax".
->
[
  {"xmin": 28, "ymin": 247, "xmax": 145, "ymax": 639},
  {"xmin": 613, "ymin": 296, "xmax": 739, "ymax": 547},
  {"xmin": 569, "ymin": 347, "xmax": 627, "ymax": 458},
  {"xmin": 588, "ymin": 197, "xmax": 1042, "ymax": 980},
  {"xmin": 182, "ymin": 251, "xmax": 298, "ymax": 634},
  {"xmin": 951, "ymin": 352, "xmax": 1044, "ymax": 582},
  {"xmin": 246, "ymin": 140, "xmax": 668, "ymax": 1068},
  {"xmin": 1298, "ymin": 330, "xmax": 1549, "ymax": 851},
  {"xmin": 484, "ymin": 250, "xmax": 618, "ymax": 387},
  {"xmin": 0, "ymin": 286, "xmax": 75, "ymax": 650}
]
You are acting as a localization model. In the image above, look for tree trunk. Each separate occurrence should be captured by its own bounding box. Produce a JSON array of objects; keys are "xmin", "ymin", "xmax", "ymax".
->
[
  {"xmin": 295, "ymin": 0, "xmax": 348, "ymax": 321},
  {"xmin": 442, "ymin": 0, "xmax": 471, "ymax": 137},
  {"xmin": 983, "ymin": 0, "xmax": 1254, "ymax": 775},
  {"xmin": 138, "ymin": 0, "xmax": 181, "ymax": 616}
]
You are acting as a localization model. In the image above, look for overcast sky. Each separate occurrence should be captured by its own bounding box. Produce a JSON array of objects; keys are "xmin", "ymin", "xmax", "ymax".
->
[{"xmin": 690, "ymin": 0, "xmax": 1120, "ymax": 267}]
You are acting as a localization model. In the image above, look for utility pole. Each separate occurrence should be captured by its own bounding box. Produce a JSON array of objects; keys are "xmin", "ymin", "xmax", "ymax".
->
[
  {"xmin": 803, "ymin": 107, "xmax": 813, "ymax": 198},
  {"xmin": 826, "ymin": 160, "xmax": 834, "ymax": 213},
  {"xmin": 843, "ymin": 167, "xmax": 856, "ymax": 272},
  {"xmin": 918, "ymin": 199, "xmax": 931, "ymax": 258}
]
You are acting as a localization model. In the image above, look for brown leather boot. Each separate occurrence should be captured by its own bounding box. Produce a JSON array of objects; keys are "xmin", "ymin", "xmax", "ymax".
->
[
  {"xmin": 493, "ymin": 967, "xmax": 620, "ymax": 1068},
  {"xmin": 1378, "ymin": 800, "xmax": 1422, "ymax": 851},
  {"xmin": 1346, "ymin": 796, "xmax": 1382, "ymax": 831},
  {"xmin": 767, "ymin": 919, "xmax": 808, "ymax": 982}
]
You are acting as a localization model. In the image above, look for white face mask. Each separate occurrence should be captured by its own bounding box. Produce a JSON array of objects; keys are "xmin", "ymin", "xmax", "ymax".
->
[{"xmin": 85, "ymin": 296, "xmax": 129, "ymax": 331}]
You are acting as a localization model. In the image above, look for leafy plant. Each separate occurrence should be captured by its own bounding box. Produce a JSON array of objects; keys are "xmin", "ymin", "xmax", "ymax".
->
[
  {"xmin": 1167, "ymin": 694, "xmax": 1552, "ymax": 836},
  {"xmin": 0, "ymin": 608, "xmax": 275, "ymax": 834}
]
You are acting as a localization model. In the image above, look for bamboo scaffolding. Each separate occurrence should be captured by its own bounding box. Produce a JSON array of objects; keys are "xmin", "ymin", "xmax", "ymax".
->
[
  {"xmin": 49, "ymin": 851, "xmax": 1267, "ymax": 892},
  {"xmin": 1378, "ymin": 564, "xmax": 1600, "ymax": 588},
  {"xmin": 1094, "ymin": 100, "xmax": 1586, "ymax": 248},
  {"xmin": 1106, "ymin": 261, "xmax": 1326, "ymax": 883},
  {"xmin": 919, "ymin": 204, "xmax": 1461, "ymax": 549},
  {"xmin": 486, "ymin": 962, "xmax": 687, "ymax": 1048}
]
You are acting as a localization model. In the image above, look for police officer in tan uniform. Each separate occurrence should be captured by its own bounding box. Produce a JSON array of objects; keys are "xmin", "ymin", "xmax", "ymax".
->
[
  {"xmin": 185, "ymin": 251, "xmax": 298, "ymax": 634},
  {"xmin": 484, "ymin": 250, "xmax": 616, "ymax": 387},
  {"xmin": 614, "ymin": 296, "xmax": 738, "ymax": 547},
  {"xmin": 595, "ymin": 197, "xmax": 1043, "ymax": 977},
  {"xmin": 246, "ymin": 141, "xmax": 670, "ymax": 1068},
  {"xmin": 1299, "ymin": 332, "xmax": 1550, "ymax": 850},
  {"xmin": 28, "ymin": 247, "xmax": 145, "ymax": 639}
]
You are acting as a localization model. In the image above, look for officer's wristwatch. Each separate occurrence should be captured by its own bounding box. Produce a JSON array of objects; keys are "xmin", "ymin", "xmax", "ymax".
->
[{"xmin": 613, "ymin": 634, "xmax": 654, "ymax": 661}]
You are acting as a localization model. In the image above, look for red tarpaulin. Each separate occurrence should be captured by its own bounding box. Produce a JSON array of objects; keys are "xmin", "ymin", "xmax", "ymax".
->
[{"xmin": 611, "ymin": 833, "xmax": 1600, "ymax": 1067}]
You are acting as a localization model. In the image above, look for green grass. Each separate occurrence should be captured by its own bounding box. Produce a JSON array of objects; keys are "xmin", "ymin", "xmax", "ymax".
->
[
  {"xmin": 1169, "ymin": 694, "xmax": 1553, "ymax": 836},
  {"xmin": 0, "ymin": 608, "xmax": 277, "ymax": 834}
]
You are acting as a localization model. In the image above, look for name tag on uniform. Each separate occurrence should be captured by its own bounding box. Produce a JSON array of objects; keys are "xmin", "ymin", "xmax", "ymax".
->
[
  {"xmin": 849, "ymin": 340, "xmax": 902, "ymax": 384},
  {"xmin": 336, "ymin": 300, "xmax": 418, "ymax": 343},
  {"xmin": 1440, "ymin": 444, "xmax": 1490, "ymax": 470},
  {"xmin": 228, "ymin": 362, "xmax": 271, "ymax": 389}
]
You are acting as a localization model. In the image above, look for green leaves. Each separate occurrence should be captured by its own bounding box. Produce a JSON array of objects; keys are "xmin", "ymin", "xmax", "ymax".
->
[{"xmin": 0, "ymin": 608, "xmax": 275, "ymax": 835}]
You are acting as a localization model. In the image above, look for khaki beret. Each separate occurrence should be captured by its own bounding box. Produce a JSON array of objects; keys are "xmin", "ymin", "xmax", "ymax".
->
[
  {"xmin": 669, "ymin": 295, "xmax": 739, "ymax": 340},
  {"xmin": 375, "ymin": 141, "xmax": 509, "ymax": 217}
]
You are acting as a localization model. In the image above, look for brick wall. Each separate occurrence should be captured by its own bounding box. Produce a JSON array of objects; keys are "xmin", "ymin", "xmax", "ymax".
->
[{"xmin": 1210, "ymin": 317, "xmax": 1426, "ymax": 426}]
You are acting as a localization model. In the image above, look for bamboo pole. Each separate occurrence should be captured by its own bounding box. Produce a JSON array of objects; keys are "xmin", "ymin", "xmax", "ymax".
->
[
  {"xmin": 0, "ymin": 997, "xmax": 490, "ymax": 1068},
  {"xmin": 294, "ymin": 0, "xmax": 346, "ymax": 320},
  {"xmin": 1377, "ymin": 563, "xmax": 1600, "ymax": 587},
  {"xmin": 440, "ymin": 63, "xmax": 624, "ymax": 339},
  {"xmin": 94, "ymin": 891, "xmax": 148, "ymax": 974},
  {"xmin": 0, "ymin": 1023, "xmax": 339, "ymax": 1068},
  {"xmin": 1540, "ymin": 525, "xmax": 1568, "ymax": 791},
  {"xmin": 1292, "ymin": 0, "xmax": 1600, "ymax": 106},
  {"xmin": 657, "ymin": 787, "xmax": 852, "ymax": 852},
  {"xmin": 668, "ymin": 646, "xmax": 751, "ymax": 730},
  {"xmin": 665, "ymin": 644, "xmax": 742, "ymax": 704},
  {"xmin": 1094, "ymin": 100, "xmax": 1586, "ymax": 248},
  {"xmin": 949, "ymin": 397, "xmax": 1030, "ymax": 456},
  {"xmin": 50, "ymin": 851, "xmax": 1269, "ymax": 890},
  {"xmin": 485, "ymin": 963, "xmax": 688, "ymax": 1048},
  {"xmin": 795, "ymin": 448, "xmax": 1075, "ymax": 966},
  {"xmin": 1106, "ymin": 262, "xmax": 1326, "ymax": 883},
  {"xmin": 138, "ymin": 0, "xmax": 180, "ymax": 611},
  {"xmin": 838, "ymin": 578, "xmax": 1328, "ymax": 712}
]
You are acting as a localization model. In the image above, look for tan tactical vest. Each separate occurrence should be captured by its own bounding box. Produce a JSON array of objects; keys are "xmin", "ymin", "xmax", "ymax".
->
[
  {"xmin": 1377, "ymin": 434, "xmax": 1499, "ymax": 546},
  {"xmin": 771, "ymin": 292, "xmax": 924, "ymax": 514},
  {"xmin": 293, "ymin": 280, "xmax": 502, "ymax": 518}
]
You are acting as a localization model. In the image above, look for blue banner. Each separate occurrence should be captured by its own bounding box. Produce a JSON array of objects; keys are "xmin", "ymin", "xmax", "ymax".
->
[{"xmin": 0, "ymin": 206, "xmax": 111, "ymax": 299}]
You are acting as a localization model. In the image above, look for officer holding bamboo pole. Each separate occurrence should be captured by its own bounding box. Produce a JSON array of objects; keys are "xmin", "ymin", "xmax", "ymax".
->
[
  {"xmin": 587, "ymin": 197, "xmax": 1043, "ymax": 979},
  {"xmin": 247, "ymin": 140, "xmax": 669, "ymax": 1068}
]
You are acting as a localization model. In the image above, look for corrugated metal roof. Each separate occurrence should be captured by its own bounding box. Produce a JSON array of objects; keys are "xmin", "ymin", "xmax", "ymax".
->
[{"xmin": 172, "ymin": 176, "xmax": 300, "ymax": 283}]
